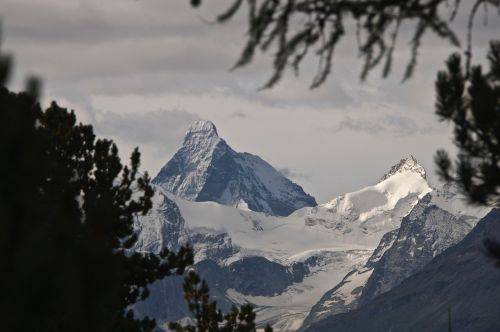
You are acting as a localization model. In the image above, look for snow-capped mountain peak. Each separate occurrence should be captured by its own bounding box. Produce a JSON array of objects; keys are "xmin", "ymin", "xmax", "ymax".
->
[
  {"xmin": 185, "ymin": 120, "xmax": 219, "ymax": 141},
  {"xmin": 153, "ymin": 120, "xmax": 317, "ymax": 216},
  {"xmin": 182, "ymin": 120, "xmax": 222, "ymax": 165},
  {"xmin": 380, "ymin": 155, "xmax": 426, "ymax": 182}
]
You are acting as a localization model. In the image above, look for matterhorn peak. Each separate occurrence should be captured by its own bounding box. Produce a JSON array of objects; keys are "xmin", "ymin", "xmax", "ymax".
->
[
  {"xmin": 380, "ymin": 155, "xmax": 426, "ymax": 182},
  {"xmin": 186, "ymin": 120, "xmax": 218, "ymax": 137},
  {"xmin": 183, "ymin": 120, "xmax": 220, "ymax": 145},
  {"xmin": 154, "ymin": 120, "xmax": 317, "ymax": 216}
]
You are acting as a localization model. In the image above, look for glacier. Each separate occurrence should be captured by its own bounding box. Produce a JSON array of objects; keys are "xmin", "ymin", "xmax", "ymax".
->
[{"xmin": 134, "ymin": 152, "xmax": 439, "ymax": 330}]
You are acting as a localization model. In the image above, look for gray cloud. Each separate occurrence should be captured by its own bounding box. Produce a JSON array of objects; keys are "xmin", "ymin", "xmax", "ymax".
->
[
  {"xmin": 278, "ymin": 167, "xmax": 311, "ymax": 182},
  {"xmin": 4, "ymin": 0, "xmax": 498, "ymax": 116},
  {"xmin": 1, "ymin": 0, "xmax": 496, "ymax": 201},
  {"xmin": 93, "ymin": 108, "xmax": 200, "ymax": 171},
  {"xmin": 337, "ymin": 116, "xmax": 385, "ymax": 135},
  {"xmin": 336, "ymin": 112, "xmax": 440, "ymax": 136},
  {"xmin": 231, "ymin": 112, "xmax": 247, "ymax": 118},
  {"xmin": 95, "ymin": 108, "xmax": 198, "ymax": 144}
]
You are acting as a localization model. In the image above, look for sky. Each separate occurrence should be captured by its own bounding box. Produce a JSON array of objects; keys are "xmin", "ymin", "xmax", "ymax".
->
[{"xmin": 2, "ymin": 0, "xmax": 499, "ymax": 203}]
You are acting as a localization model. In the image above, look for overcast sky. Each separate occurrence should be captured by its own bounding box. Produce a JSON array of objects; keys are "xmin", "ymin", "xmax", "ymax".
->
[{"xmin": 2, "ymin": 0, "xmax": 499, "ymax": 202}]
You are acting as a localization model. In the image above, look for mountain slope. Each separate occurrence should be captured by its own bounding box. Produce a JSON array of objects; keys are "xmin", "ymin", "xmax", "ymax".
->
[
  {"xmin": 302, "ymin": 209, "xmax": 500, "ymax": 332},
  {"xmin": 296, "ymin": 156, "xmax": 432, "ymax": 247},
  {"xmin": 358, "ymin": 195, "xmax": 473, "ymax": 305},
  {"xmin": 300, "ymin": 229, "xmax": 399, "ymax": 329},
  {"xmin": 380, "ymin": 155, "xmax": 426, "ymax": 181},
  {"xmin": 153, "ymin": 120, "xmax": 317, "ymax": 216},
  {"xmin": 301, "ymin": 186, "xmax": 489, "ymax": 331}
]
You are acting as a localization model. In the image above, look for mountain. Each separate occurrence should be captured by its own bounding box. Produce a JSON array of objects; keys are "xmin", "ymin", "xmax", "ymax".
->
[
  {"xmin": 301, "ymin": 185, "xmax": 489, "ymax": 331},
  {"xmin": 380, "ymin": 155, "xmax": 426, "ymax": 181},
  {"xmin": 134, "ymin": 155, "xmax": 434, "ymax": 330},
  {"xmin": 357, "ymin": 194, "xmax": 473, "ymax": 305},
  {"xmin": 300, "ymin": 229, "xmax": 399, "ymax": 329},
  {"xmin": 297, "ymin": 156, "xmax": 432, "ymax": 247},
  {"xmin": 153, "ymin": 120, "xmax": 317, "ymax": 216},
  {"xmin": 302, "ymin": 209, "xmax": 500, "ymax": 332}
]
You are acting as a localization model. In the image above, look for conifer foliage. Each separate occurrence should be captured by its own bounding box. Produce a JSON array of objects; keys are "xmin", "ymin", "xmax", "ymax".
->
[
  {"xmin": 434, "ymin": 40, "xmax": 500, "ymax": 264},
  {"xmin": 0, "ymin": 44, "xmax": 193, "ymax": 331},
  {"xmin": 169, "ymin": 271, "xmax": 272, "ymax": 332},
  {"xmin": 434, "ymin": 41, "xmax": 500, "ymax": 207}
]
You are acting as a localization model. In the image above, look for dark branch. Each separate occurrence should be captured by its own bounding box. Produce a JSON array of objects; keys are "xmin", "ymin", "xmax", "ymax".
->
[{"xmin": 193, "ymin": 0, "xmax": 500, "ymax": 89}]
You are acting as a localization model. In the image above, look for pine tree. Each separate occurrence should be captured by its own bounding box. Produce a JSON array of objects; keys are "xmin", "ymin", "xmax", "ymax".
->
[
  {"xmin": 169, "ymin": 271, "xmax": 272, "ymax": 332},
  {"xmin": 434, "ymin": 40, "xmax": 500, "ymax": 206},
  {"xmin": 434, "ymin": 40, "xmax": 500, "ymax": 264},
  {"xmin": 0, "ymin": 39, "xmax": 193, "ymax": 331}
]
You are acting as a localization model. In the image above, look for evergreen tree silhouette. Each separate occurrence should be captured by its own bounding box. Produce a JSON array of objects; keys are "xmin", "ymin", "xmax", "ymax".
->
[
  {"xmin": 169, "ymin": 271, "xmax": 272, "ymax": 332},
  {"xmin": 434, "ymin": 41, "xmax": 500, "ymax": 206},
  {"xmin": 433, "ymin": 41, "xmax": 500, "ymax": 263},
  {"xmin": 0, "ymin": 36, "xmax": 193, "ymax": 331}
]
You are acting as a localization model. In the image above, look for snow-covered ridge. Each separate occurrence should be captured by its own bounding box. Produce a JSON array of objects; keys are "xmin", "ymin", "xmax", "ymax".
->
[
  {"xmin": 185, "ymin": 120, "xmax": 219, "ymax": 138},
  {"xmin": 165, "ymin": 162, "xmax": 432, "ymax": 261},
  {"xmin": 153, "ymin": 121, "xmax": 222, "ymax": 201},
  {"xmin": 380, "ymin": 155, "xmax": 426, "ymax": 182},
  {"xmin": 296, "ymin": 167, "xmax": 432, "ymax": 248}
]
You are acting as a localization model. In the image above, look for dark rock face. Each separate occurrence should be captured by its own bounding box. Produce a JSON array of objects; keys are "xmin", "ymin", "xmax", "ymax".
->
[
  {"xmin": 133, "ymin": 256, "xmax": 309, "ymax": 328},
  {"xmin": 300, "ymin": 229, "xmax": 399, "ymax": 331},
  {"xmin": 227, "ymin": 256, "xmax": 308, "ymax": 296},
  {"xmin": 132, "ymin": 260, "xmax": 234, "ymax": 328},
  {"xmin": 365, "ymin": 229, "xmax": 400, "ymax": 269},
  {"xmin": 358, "ymin": 195, "xmax": 472, "ymax": 305},
  {"xmin": 195, "ymin": 256, "xmax": 308, "ymax": 298},
  {"xmin": 188, "ymin": 232, "xmax": 238, "ymax": 264},
  {"xmin": 133, "ymin": 193, "xmax": 186, "ymax": 254},
  {"xmin": 153, "ymin": 121, "xmax": 316, "ymax": 216},
  {"xmin": 302, "ymin": 209, "xmax": 500, "ymax": 332},
  {"xmin": 301, "ymin": 194, "xmax": 474, "ymax": 332}
]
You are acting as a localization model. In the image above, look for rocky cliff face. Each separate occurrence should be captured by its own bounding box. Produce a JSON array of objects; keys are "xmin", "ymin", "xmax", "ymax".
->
[
  {"xmin": 380, "ymin": 155, "xmax": 426, "ymax": 182},
  {"xmin": 358, "ymin": 194, "xmax": 472, "ymax": 305},
  {"xmin": 133, "ymin": 192, "xmax": 186, "ymax": 253},
  {"xmin": 300, "ymin": 229, "xmax": 399, "ymax": 330}
]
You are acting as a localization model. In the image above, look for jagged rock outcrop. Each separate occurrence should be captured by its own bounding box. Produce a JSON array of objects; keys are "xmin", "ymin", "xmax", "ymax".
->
[
  {"xmin": 380, "ymin": 155, "xmax": 426, "ymax": 182},
  {"xmin": 358, "ymin": 194, "xmax": 472, "ymax": 305},
  {"xmin": 300, "ymin": 229, "xmax": 399, "ymax": 330}
]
